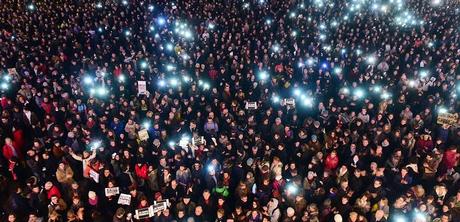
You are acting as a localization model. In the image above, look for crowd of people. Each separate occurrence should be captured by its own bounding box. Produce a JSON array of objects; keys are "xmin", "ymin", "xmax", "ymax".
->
[{"xmin": 0, "ymin": 0, "xmax": 460, "ymax": 221}]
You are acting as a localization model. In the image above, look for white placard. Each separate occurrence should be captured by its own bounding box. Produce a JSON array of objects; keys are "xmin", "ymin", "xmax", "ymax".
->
[
  {"xmin": 105, "ymin": 187, "xmax": 120, "ymax": 196},
  {"xmin": 245, "ymin": 102, "xmax": 258, "ymax": 110},
  {"xmin": 138, "ymin": 129, "xmax": 149, "ymax": 141},
  {"xmin": 138, "ymin": 81, "xmax": 147, "ymax": 95},
  {"xmin": 118, "ymin": 193, "xmax": 132, "ymax": 205},
  {"xmin": 135, "ymin": 205, "xmax": 155, "ymax": 220},
  {"xmin": 89, "ymin": 169, "xmax": 99, "ymax": 183}
]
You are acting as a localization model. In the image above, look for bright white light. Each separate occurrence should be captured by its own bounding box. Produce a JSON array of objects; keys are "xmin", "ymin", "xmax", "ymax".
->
[
  {"xmin": 272, "ymin": 44, "xmax": 280, "ymax": 52},
  {"xmin": 286, "ymin": 184, "xmax": 298, "ymax": 194},
  {"xmin": 166, "ymin": 64, "xmax": 175, "ymax": 71},
  {"xmin": 148, "ymin": 5, "xmax": 154, "ymax": 11},
  {"xmin": 367, "ymin": 55, "xmax": 377, "ymax": 65},
  {"xmin": 319, "ymin": 24, "xmax": 326, "ymax": 30},
  {"xmin": 307, "ymin": 58, "xmax": 315, "ymax": 66},
  {"xmin": 208, "ymin": 23, "xmax": 215, "ymax": 29},
  {"xmin": 432, "ymin": 0, "xmax": 442, "ymax": 6},
  {"xmin": 438, "ymin": 107, "xmax": 448, "ymax": 114},
  {"xmin": 3, "ymin": 75, "xmax": 11, "ymax": 82},
  {"xmin": 166, "ymin": 43, "xmax": 173, "ymax": 51},
  {"xmin": 409, "ymin": 80, "xmax": 417, "ymax": 87},
  {"xmin": 356, "ymin": 49, "xmax": 362, "ymax": 55},
  {"xmin": 381, "ymin": 92, "xmax": 391, "ymax": 100},
  {"xmin": 354, "ymin": 88, "xmax": 365, "ymax": 98},
  {"xmin": 373, "ymin": 85, "xmax": 381, "ymax": 92},
  {"xmin": 291, "ymin": 31, "xmax": 297, "ymax": 37},
  {"xmin": 90, "ymin": 141, "xmax": 102, "ymax": 150},
  {"xmin": 331, "ymin": 21, "xmax": 338, "ymax": 27},
  {"xmin": 243, "ymin": 3, "xmax": 250, "ymax": 8},
  {"xmin": 372, "ymin": 3, "xmax": 379, "ymax": 10},
  {"xmin": 157, "ymin": 17, "xmax": 166, "ymax": 25},
  {"xmin": 149, "ymin": 26, "xmax": 154, "ymax": 31},
  {"xmin": 420, "ymin": 70, "xmax": 429, "ymax": 78},
  {"xmin": 97, "ymin": 87, "xmax": 108, "ymax": 96},
  {"xmin": 158, "ymin": 80, "xmax": 166, "ymax": 87},
  {"xmin": 83, "ymin": 76, "xmax": 93, "ymax": 85},
  {"xmin": 140, "ymin": 61, "xmax": 147, "ymax": 69},
  {"xmin": 302, "ymin": 97, "xmax": 314, "ymax": 107},
  {"xmin": 289, "ymin": 12, "xmax": 296, "ymax": 18},
  {"xmin": 169, "ymin": 78, "xmax": 179, "ymax": 87},
  {"xmin": 203, "ymin": 82, "xmax": 210, "ymax": 90},
  {"xmin": 428, "ymin": 42, "xmax": 434, "ymax": 47},
  {"xmin": 89, "ymin": 88, "xmax": 95, "ymax": 95},
  {"xmin": 122, "ymin": 0, "xmax": 128, "ymax": 6},
  {"xmin": 414, "ymin": 212, "xmax": 427, "ymax": 221},
  {"xmin": 27, "ymin": 4, "xmax": 35, "ymax": 10},
  {"xmin": 258, "ymin": 71, "xmax": 269, "ymax": 80},
  {"xmin": 124, "ymin": 30, "xmax": 131, "ymax": 36},
  {"xmin": 319, "ymin": 34, "xmax": 326, "ymax": 41},
  {"xmin": 96, "ymin": 2, "xmax": 103, "ymax": 8},
  {"xmin": 181, "ymin": 53, "xmax": 190, "ymax": 60},
  {"xmin": 341, "ymin": 87, "xmax": 350, "ymax": 94},
  {"xmin": 168, "ymin": 141, "xmax": 175, "ymax": 147},
  {"xmin": 380, "ymin": 5, "xmax": 388, "ymax": 12},
  {"xmin": 182, "ymin": 75, "xmax": 190, "ymax": 82},
  {"xmin": 207, "ymin": 165, "xmax": 215, "ymax": 172},
  {"xmin": 272, "ymin": 95, "xmax": 280, "ymax": 103},
  {"xmin": 98, "ymin": 27, "xmax": 103, "ymax": 32},
  {"xmin": 183, "ymin": 30, "xmax": 193, "ymax": 39},
  {"xmin": 293, "ymin": 88, "xmax": 301, "ymax": 97},
  {"xmin": 118, "ymin": 75, "xmax": 126, "ymax": 82},
  {"xmin": 265, "ymin": 19, "xmax": 272, "ymax": 25},
  {"xmin": 322, "ymin": 63, "xmax": 328, "ymax": 69},
  {"xmin": 341, "ymin": 49, "xmax": 346, "ymax": 54},
  {"xmin": 334, "ymin": 67, "xmax": 342, "ymax": 74},
  {"xmin": 394, "ymin": 215, "xmax": 407, "ymax": 222},
  {"xmin": 298, "ymin": 62, "xmax": 304, "ymax": 68},
  {"xmin": 154, "ymin": 33, "xmax": 160, "ymax": 38},
  {"xmin": 0, "ymin": 82, "xmax": 8, "ymax": 90},
  {"xmin": 142, "ymin": 121, "xmax": 151, "ymax": 129}
]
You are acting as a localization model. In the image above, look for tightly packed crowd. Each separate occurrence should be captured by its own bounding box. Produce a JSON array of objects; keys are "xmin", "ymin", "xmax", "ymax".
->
[{"xmin": 1, "ymin": 0, "xmax": 460, "ymax": 221}]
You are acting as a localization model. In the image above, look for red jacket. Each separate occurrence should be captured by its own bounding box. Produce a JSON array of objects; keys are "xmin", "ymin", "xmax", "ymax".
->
[
  {"xmin": 416, "ymin": 138, "xmax": 433, "ymax": 153},
  {"xmin": 442, "ymin": 149, "xmax": 458, "ymax": 170},
  {"xmin": 2, "ymin": 142, "xmax": 20, "ymax": 160},
  {"xmin": 47, "ymin": 186, "xmax": 62, "ymax": 199},
  {"xmin": 13, "ymin": 129, "xmax": 25, "ymax": 153},
  {"xmin": 325, "ymin": 155, "xmax": 339, "ymax": 170},
  {"xmin": 135, "ymin": 164, "xmax": 148, "ymax": 180}
]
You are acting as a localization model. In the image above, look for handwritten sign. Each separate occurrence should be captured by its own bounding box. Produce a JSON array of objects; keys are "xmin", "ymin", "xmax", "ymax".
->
[
  {"xmin": 138, "ymin": 129, "xmax": 149, "ymax": 141},
  {"xmin": 135, "ymin": 206, "xmax": 155, "ymax": 220},
  {"xmin": 118, "ymin": 193, "xmax": 131, "ymax": 205},
  {"xmin": 437, "ymin": 113, "xmax": 458, "ymax": 126},
  {"xmin": 138, "ymin": 81, "xmax": 147, "ymax": 95},
  {"xmin": 89, "ymin": 169, "xmax": 99, "ymax": 183},
  {"xmin": 105, "ymin": 187, "xmax": 120, "ymax": 196},
  {"xmin": 245, "ymin": 101, "xmax": 258, "ymax": 110}
]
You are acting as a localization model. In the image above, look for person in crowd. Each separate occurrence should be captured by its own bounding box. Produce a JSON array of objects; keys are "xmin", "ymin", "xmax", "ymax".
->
[{"xmin": 0, "ymin": 0, "xmax": 459, "ymax": 221}]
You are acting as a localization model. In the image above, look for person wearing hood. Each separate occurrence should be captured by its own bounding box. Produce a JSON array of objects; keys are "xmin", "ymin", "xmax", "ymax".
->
[{"xmin": 266, "ymin": 198, "xmax": 280, "ymax": 222}]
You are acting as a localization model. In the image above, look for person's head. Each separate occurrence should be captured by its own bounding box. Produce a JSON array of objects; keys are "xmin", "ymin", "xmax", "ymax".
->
[
  {"xmin": 7, "ymin": 213, "xmax": 16, "ymax": 222},
  {"xmin": 195, "ymin": 205, "xmax": 203, "ymax": 216},
  {"xmin": 51, "ymin": 195, "xmax": 59, "ymax": 204},
  {"xmin": 28, "ymin": 213, "xmax": 38, "ymax": 222},
  {"xmin": 5, "ymin": 137, "xmax": 12, "ymax": 145}
]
